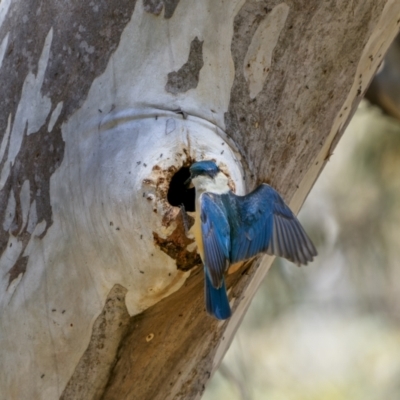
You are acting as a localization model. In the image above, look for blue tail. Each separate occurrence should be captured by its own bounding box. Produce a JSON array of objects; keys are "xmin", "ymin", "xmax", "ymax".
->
[{"xmin": 205, "ymin": 270, "xmax": 231, "ymax": 320}]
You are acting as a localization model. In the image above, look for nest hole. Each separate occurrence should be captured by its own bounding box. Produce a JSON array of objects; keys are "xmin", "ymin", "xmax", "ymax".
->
[{"xmin": 167, "ymin": 166, "xmax": 195, "ymax": 212}]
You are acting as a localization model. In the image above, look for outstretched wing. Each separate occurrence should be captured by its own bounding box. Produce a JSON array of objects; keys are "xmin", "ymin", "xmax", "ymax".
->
[
  {"xmin": 200, "ymin": 193, "xmax": 231, "ymax": 288},
  {"xmin": 227, "ymin": 184, "xmax": 317, "ymax": 265}
]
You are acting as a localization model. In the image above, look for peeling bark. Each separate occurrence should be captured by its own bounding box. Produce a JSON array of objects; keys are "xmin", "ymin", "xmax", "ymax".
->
[
  {"xmin": 61, "ymin": 285, "xmax": 131, "ymax": 400},
  {"xmin": 165, "ymin": 37, "xmax": 204, "ymax": 94},
  {"xmin": 144, "ymin": 0, "xmax": 180, "ymax": 18},
  {"xmin": 0, "ymin": 0, "xmax": 138, "ymax": 288}
]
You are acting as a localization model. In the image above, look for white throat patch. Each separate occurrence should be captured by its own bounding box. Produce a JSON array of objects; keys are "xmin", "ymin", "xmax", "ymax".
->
[{"xmin": 192, "ymin": 171, "xmax": 230, "ymax": 195}]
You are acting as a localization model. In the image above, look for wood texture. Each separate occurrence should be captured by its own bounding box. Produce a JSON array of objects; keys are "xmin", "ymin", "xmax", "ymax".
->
[{"xmin": 0, "ymin": 0, "xmax": 399, "ymax": 399}]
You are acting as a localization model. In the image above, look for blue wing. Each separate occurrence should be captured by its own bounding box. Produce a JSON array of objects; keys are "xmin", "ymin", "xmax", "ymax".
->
[
  {"xmin": 225, "ymin": 184, "xmax": 317, "ymax": 265},
  {"xmin": 200, "ymin": 193, "xmax": 230, "ymax": 288}
]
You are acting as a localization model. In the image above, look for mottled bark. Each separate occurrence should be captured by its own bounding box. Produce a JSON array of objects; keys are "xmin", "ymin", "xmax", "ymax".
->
[{"xmin": 0, "ymin": 0, "xmax": 399, "ymax": 399}]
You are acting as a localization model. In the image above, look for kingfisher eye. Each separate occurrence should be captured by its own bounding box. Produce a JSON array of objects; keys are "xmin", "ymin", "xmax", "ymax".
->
[{"xmin": 206, "ymin": 169, "xmax": 219, "ymax": 179}]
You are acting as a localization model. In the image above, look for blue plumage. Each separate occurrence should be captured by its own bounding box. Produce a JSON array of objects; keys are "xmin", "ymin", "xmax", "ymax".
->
[
  {"xmin": 190, "ymin": 161, "xmax": 317, "ymax": 320},
  {"xmin": 200, "ymin": 194, "xmax": 230, "ymax": 288},
  {"xmin": 205, "ymin": 272, "xmax": 231, "ymax": 320}
]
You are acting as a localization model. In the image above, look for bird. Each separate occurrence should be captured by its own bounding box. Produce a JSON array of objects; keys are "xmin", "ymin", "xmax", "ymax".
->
[{"xmin": 187, "ymin": 160, "xmax": 317, "ymax": 320}]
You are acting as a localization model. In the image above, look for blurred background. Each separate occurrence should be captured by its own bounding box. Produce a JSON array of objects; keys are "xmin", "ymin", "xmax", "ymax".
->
[{"xmin": 204, "ymin": 35, "xmax": 400, "ymax": 400}]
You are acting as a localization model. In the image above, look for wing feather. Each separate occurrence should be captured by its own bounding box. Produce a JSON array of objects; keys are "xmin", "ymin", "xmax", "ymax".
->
[
  {"xmin": 200, "ymin": 193, "xmax": 230, "ymax": 288},
  {"xmin": 290, "ymin": 217, "xmax": 316, "ymax": 264},
  {"xmin": 285, "ymin": 218, "xmax": 304, "ymax": 263},
  {"xmin": 277, "ymin": 217, "xmax": 289, "ymax": 258},
  {"xmin": 226, "ymin": 184, "xmax": 317, "ymax": 265},
  {"xmin": 280, "ymin": 218, "xmax": 296, "ymax": 262}
]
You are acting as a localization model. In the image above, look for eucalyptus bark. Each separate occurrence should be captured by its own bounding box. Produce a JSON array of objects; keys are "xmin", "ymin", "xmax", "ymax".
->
[{"xmin": 0, "ymin": 1, "xmax": 399, "ymax": 399}]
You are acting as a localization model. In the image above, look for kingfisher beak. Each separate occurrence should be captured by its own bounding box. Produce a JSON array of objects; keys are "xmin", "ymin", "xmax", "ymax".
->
[{"xmin": 184, "ymin": 175, "xmax": 193, "ymax": 188}]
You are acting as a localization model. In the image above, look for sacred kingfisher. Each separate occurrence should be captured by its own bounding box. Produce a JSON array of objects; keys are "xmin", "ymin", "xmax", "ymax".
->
[{"xmin": 187, "ymin": 160, "xmax": 317, "ymax": 320}]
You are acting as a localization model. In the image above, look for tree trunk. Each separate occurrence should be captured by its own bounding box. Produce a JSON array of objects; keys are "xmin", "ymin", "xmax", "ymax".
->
[{"xmin": 0, "ymin": 1, "xmax": 399, "ymax": 399}]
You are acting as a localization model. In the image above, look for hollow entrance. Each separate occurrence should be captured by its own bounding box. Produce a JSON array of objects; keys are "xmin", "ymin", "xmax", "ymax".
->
[{"xmin": 167, "ymin": 166, "xmax": 195, "ymax": 212}]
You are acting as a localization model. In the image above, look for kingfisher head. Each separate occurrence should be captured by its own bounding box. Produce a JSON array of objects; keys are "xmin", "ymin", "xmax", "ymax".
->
[
  {"xmin": 189, "ymin": 160, "xmax": 219, "ymax": 179},
  {"xmin": 188, "ymin": 160, "xmax": 230, "ymax": 194}
]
